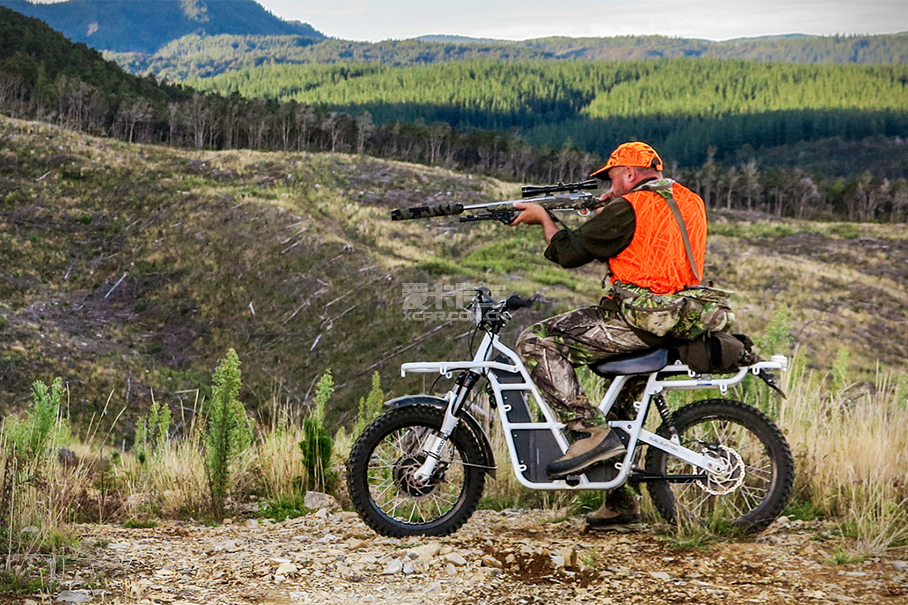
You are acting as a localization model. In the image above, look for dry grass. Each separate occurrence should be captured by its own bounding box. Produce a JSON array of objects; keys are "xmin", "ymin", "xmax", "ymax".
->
[
  {"xmin": 779, "ymin": 359, "xmax": 908, "ymax": 555},
  {"xmin": 256, "ymin": 425, "xmax": 308, "ymax": 502}
]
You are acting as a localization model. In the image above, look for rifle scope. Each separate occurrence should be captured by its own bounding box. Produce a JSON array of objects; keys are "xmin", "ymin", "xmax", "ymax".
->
[{"xmin": 521, "ymin": 179, "xmax": 598, "ymax": 198}]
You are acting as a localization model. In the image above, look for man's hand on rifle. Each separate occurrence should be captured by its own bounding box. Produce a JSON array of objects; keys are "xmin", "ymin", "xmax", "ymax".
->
[
  {"xmin": 596, "ymin": 190, "xmax": 616, "ymax": 213},
  {"xmin": 509, "ymin": 202, "xmax": 548, "ymax": 226},
  {"xmin": 509, "ymin": 202, "xmax": 561, "ymax": 244}
]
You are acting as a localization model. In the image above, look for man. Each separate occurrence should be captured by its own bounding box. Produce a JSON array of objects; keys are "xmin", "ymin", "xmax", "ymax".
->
[{"xmin": 510, "ymin": 141, "xmax": 707, "ymax": 527}]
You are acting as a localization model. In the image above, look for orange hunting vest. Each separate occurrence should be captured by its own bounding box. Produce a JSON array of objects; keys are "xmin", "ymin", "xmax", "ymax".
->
[{"xmin": 609, "ymin": 180, "xmax": 706, "ymax": 295}]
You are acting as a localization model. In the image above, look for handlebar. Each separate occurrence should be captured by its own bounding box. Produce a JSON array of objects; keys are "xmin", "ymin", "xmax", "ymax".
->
[{"xmin": 469, "ymin": 288, "xmax": 537, "ymax": 329}]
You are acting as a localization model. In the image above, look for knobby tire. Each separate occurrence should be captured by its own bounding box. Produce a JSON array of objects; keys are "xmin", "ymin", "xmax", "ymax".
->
[
  {"xmin": 347, "ymin": 405, "xmax": 486, "ymax": 537},
  {"xmin": 644, "ymin": 398, "xmax": 794, "ymax": 533}
]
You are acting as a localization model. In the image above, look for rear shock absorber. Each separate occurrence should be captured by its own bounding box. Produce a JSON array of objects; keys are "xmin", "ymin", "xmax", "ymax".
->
[{"xmin": 653, "ymin": 393, "xmax": 679, "ymax": 441}]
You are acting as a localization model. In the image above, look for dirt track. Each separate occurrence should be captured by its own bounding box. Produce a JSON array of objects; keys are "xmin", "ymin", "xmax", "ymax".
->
[{"xmin": 6, "ymin": 510, "xmax": 907, "ymax": 605}]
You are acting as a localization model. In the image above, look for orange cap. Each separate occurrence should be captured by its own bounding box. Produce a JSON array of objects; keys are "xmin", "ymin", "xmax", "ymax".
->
[{"xmin": 590, "ymin": 142, "xmax": 664, "ymax": 179}]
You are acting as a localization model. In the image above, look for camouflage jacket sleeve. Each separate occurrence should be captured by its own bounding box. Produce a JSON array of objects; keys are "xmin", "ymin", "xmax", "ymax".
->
[{"xmin": 544, "ymin": 198, "xmax": 636, "ymax": 268}]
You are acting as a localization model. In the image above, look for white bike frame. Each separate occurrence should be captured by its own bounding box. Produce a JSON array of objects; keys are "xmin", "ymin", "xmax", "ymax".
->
[{"xmin": 401, "ymin": 330, "xmax": 788, "ymax": 491}]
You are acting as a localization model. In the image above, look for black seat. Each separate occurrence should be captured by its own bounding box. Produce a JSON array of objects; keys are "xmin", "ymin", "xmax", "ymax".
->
[{"xmin": 588, "ymin": 348, "xmax": 669, "ymax": 378}]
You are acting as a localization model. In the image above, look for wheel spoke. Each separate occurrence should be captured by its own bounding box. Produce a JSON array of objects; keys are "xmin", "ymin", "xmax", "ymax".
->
[
  {"xmin": 364, "ymin": 423, "xmax": 467, "ymax": 523},
  {"xmin": 745, "ymin": 465, "xmax": 773, "ymax": 483},
  {"xmin": 739, "ymin": 484, "xmax": 765, "ymax": 508},
  {"xmin": 690, "ymin": 489, "xmax": 713, "ymax": 513},
  {"xmin": 371, "ymin": 480, "xmax": 398, "ymax": 503},
  {"xmin": 725, "ymin": 493, "xmax": 744, "ymax": 518}
]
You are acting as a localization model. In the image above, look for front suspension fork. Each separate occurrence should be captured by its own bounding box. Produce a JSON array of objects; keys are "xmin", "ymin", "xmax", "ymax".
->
[{"xmin": 413, "ymin": 371, "xmax": 480, "ymax": 482}]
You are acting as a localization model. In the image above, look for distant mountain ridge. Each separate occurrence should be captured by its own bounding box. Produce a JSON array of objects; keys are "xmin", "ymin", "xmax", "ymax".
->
[
  {"xmin": 2, "ymin": 0, "xmax": 906, "ymax": 77},
  {"xmin": 516, "ymin": 33, "xmax": 908, "ymax": 63},
  {"xmin": 103, "ymin": 31, "xmax": 908, "ymax": 82},
  {"xmin": 0, "ymin": 0, "xmax": 324, "ymax": 53}
]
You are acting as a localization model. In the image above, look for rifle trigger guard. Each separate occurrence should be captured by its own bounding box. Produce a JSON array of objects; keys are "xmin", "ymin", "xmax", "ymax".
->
[{"xmin": 496, "ymin": 210, "xmax": 518, "ymax": 225}]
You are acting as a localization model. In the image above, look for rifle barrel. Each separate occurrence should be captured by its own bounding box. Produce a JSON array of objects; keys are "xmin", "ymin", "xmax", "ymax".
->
[
  {"xmin": 390, "ymin": 190, "xmax": 600, "ymax": 221},
  {"xmin": 390, "ymin": 203, "xmax": 465, "ymax": 221}
]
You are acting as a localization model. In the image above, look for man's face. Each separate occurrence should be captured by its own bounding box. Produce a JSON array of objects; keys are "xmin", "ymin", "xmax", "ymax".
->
[{"xmin": 607, "ymin": 166, "xmax": 636, "ymax": 196}]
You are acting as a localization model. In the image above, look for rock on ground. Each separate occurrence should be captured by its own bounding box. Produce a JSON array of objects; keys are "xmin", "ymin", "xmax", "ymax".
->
[{"xmin": 5, "ymin": 510, "xmax": 907, "ymax": 605}]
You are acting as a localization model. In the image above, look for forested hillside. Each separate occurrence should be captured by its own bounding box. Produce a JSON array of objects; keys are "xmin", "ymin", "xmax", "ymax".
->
[
  {"xmin": 194, "ymin": 59, "xmax": 908, "ymax": 177},
  {"xmin": 108, "ymin": 34, "xmax": 332, "ymax": 81},
  {"xmin": 521, "ymin": 33, "xmax": 908, "ymax": 64},
  {"xmin": 106, "ymin": 32, "xmax": 908, "ymax": 81},
  {"xmin": 0, "ymin": 0, "xmax": 323, "ymax": 53}
]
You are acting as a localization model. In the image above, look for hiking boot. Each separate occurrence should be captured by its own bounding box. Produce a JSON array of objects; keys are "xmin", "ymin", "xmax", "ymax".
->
[
  {"xmin": 586, "ymin": 510, "xmax": 642, "ymax": 528},
  {"xmin": 585, "ymin": 501, "xmax": 642, "ymax": 528},
  {"xmin": 547, "ymin": 426, "xmax": 626, "ymax": 479},
  {"xmin": 586, "ymin": 487, "xmax": 642, "ymax": 528}
]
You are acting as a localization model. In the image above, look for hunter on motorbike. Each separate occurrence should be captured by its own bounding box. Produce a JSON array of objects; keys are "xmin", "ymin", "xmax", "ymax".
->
[{"xmin": 509, "ymin": 141, "xmax": 712, "ymax": 527}]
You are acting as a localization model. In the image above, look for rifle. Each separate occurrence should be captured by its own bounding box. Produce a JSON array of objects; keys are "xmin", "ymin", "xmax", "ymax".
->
[{"xmin": 390, "ymin": 179, "xmax": 605, "ymax": 225}]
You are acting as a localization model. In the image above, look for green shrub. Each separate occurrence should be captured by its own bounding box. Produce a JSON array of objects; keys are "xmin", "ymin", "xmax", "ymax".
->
[
  {"xmin": 134, "ymin": 396, "xmax": 171, "ymax": 464},
  {"xmin": 416, "ymin": 259, "xmax": 463, "ymax": 277},
  {"xmin": 753, "ymin": 304, "xmax": 792, "ymax": 356},
  {"xmin": 3, "ymin": 377, "xmax": 68, "ymax": 461},
  {"xmin": 204, "ymin": 349, "xmax": 253, "ymax": 518},
  {"xmin": 354, "ymin": 371, "xmax": 384, "ymax": 436},
  {"xmin": 299, "ymin": 370, "xmax": 335, "ymax": 493},
  {"xmin": 261, "ymin": 493, "xmax": 307, "ymax": 521},
  {"xmin": 831, "ymin": 347, "xmax": 851, "ymax": 394},
  {"xmin": 0, "ymin": 377, "xmax": 69, "ymax": 549}
]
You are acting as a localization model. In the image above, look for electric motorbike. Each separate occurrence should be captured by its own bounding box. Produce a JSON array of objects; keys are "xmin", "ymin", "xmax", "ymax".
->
[{"xmin": 346, "ymin": 287, "xmax": 794, "ymax": 537}]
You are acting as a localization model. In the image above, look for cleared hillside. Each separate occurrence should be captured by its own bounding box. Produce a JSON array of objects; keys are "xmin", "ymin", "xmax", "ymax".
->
[{"xmin": 0, "ymin": 115, "xmax": 905, "ymax": 433}]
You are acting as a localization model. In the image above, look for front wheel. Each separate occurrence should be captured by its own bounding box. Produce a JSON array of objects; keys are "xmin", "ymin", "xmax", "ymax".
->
[
  {"xmin": 645, "ymin": 399, "xmax": 794, "ymax": 533},
  {"xmin": 347, "ymin": 405, "xmax": 486, "ymax": 537}
]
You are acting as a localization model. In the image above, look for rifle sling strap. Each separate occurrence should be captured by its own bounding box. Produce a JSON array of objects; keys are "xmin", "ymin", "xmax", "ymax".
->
[{"xmin": 661, "ymin": 193, "xmax": 702, "ymax": 283}]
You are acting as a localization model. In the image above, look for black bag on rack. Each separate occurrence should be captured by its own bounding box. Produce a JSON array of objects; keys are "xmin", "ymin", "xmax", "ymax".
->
[{"xmin": 677, "ymin": 332, "xmax": 758, "ymax": 374}]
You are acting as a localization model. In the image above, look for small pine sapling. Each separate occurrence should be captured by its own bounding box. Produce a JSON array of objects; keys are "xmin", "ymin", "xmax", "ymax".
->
[
  {"xmin": 204, "ymin": 349, "xmax": 253, "ymax": 519},
  {"xmin": 299, "ymin": 370, "xmax": 335, "ymax": 493},
  {"xmin": 354, "ymin": 371, "xmax": 384, "ymax": 436},
  {"xmin": 134, "ymin": 394, "xmax": 172, "ymax": 464},
  {"xmin": 0, "ymin": 377, "xmax": 68, "ymax": 537},
  {"xmin": 4, "ymin": 378, "xmax": 68, "ymax": 462}
]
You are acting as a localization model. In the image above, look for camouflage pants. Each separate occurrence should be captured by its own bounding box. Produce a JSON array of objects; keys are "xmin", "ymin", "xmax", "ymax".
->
[{"xmin": 515, "ymin": 306, "xmax": 650, "ymax": 426}]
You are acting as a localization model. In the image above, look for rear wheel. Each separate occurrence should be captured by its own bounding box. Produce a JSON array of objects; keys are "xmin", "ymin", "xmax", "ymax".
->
[
  {"xmin": 347, "ymin": 405, "xmax": 486, "ymax": 537},
  {"xmin": 645, "ymin": 399, "xmax": 794, "ymax": 533}
]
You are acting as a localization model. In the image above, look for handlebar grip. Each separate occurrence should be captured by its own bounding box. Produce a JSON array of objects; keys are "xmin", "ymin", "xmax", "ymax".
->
[
  {"xmin": 391, "ymin": 203, "xmax": 465, "ymax": 221},
  {"xmin": 504, "ymin": 294, "xmax": 535, "ymax": 311}
]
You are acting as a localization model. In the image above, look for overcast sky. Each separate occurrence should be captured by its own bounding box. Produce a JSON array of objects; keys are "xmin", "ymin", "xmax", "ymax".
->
[{"xmin": 260, "ymin": 0, "xmax": 908, "ymax": 42}]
